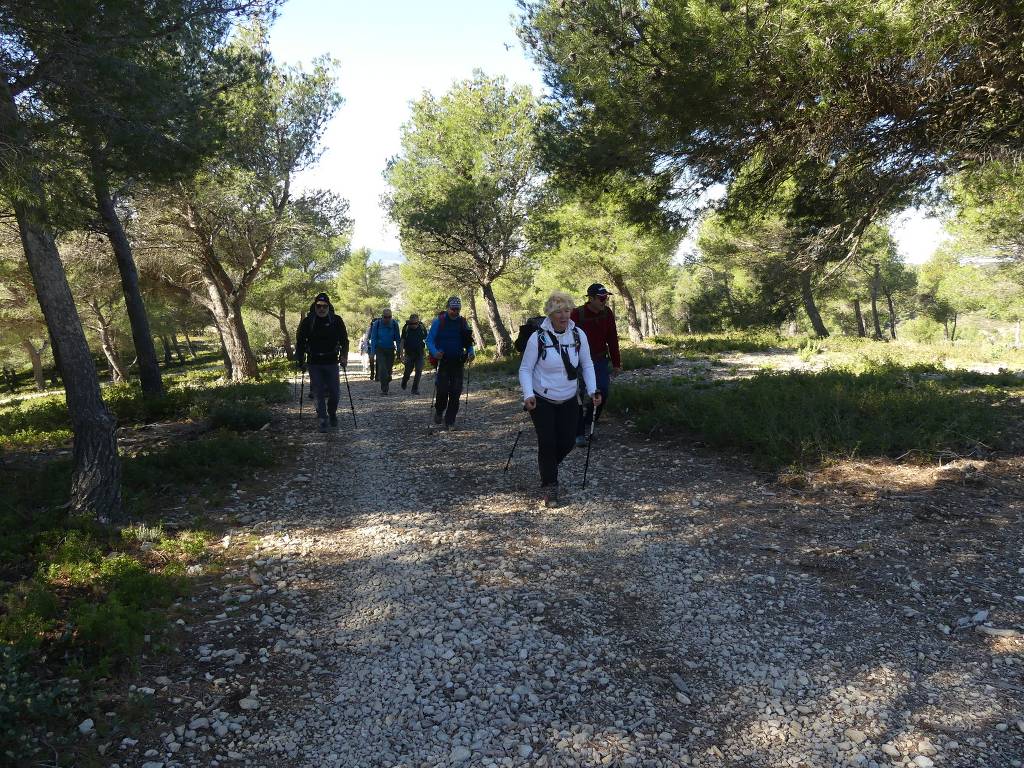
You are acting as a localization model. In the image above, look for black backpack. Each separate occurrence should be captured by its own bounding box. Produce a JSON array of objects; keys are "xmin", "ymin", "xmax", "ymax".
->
[{"xmin": 514, "ymin": 316, "xmax": 545, "ymax": 355}]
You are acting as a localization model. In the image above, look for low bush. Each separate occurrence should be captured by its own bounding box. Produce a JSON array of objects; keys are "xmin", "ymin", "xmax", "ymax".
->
[
  {"xmin": 608, "ymin": 365, "xmax": 1023, "ymax": 468},
  {"xmin": 619, "ymin": 347, "xmax": 663, "ymax": 370},
  {"xmin": 0, "ymin": 646, "xmax": 77, "ymax": 761},
  {"xmin": 653, "ymin": 329, "xmax": 795, "ymax": 355},
  {"xmin": 0, "ymin": 377, "xmax": 289, "ymax": 449},
  {"xmin": 207, "ymin": 400, "xmax": 272, "ymax": 431}
]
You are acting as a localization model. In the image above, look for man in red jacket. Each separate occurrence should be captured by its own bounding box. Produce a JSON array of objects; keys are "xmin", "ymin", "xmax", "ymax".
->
[{"xmin": 570, "ymin": 283, "xmax": 622, "ymax": 446}]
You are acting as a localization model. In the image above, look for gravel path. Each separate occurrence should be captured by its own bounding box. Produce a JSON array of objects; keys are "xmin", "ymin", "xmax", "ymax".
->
[{"xmin": 112, "ymin": 370, "xmax": 1023, "ymax": 768}]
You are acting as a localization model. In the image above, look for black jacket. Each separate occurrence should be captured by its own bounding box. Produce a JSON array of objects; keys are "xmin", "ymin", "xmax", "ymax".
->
[
  {"xmin": 295, "ymin": 301, "xmax": 349, "ymax": 365},
  {"xmin": 401, "ymin": 321, "xmax": 428, "ymax": 355}
]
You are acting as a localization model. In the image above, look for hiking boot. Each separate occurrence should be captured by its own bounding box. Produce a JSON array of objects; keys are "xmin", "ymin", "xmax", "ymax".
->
[
  {"xmin": 329, "ymin": 415, "xmax": 338, "ymax": 428},
  {"xmin": 411, "ymin": 388, "xmax": 419, "ymax": 395},
  {"xmin": 575, "ymin": 435, "xmax": 587, "ymax": 448},
  {"xmin": 318, "ymin": 418, "xmax": 328, "ymax": 433},
  {"xmin": 542, "ymin": 484, "xmax": 559, "ymax": 508},
  {"xmin": 401, "ymin": 379, "xmax": 407, "ymax": 390},
  {"xmin": 443, "ymin": 421, "xmax": 454, "ymax": 431},
  {"xmin": 433, "ymin": 411, "xmax": 443, "ymax": 426}
]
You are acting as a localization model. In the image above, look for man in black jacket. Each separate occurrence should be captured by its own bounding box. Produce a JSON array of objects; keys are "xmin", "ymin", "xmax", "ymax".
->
[
  {"xmin": 400, "ymin": 314, "xmax": 428, "ymax": 394},
  {"xmin": 295, "ymin": 293, "xmax": 349, "ymax": 432}
]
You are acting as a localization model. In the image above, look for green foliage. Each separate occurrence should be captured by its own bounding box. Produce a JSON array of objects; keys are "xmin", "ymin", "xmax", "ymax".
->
[
  {"xmin": 610, "ymin": 365, "xmax": 1022, "ymax": 468},
  {"xmin": 122, "ymin": 432, "xmax": 275, "ymax": 513},
  {"xmin": 0, "ymin": 647, "xmax": 76, "ymax": 762},
  {"xmin": 207, "ymin": 400, "xmax": 272, "ymax": 431},
  {"xmin": 0, "ymin": 378, "xmax": 288, "ymax": 449},
  {"xmin": 334, "ymin": 247, "xmax": 393, "ymax": 331},
  {"xmin": 155, "ymin": 531, "xmax": 209, "ymax": 562},
  {"xmin": 796, "ymin": 334, "xmax": 1024, "ymax": 371},
  {"xmin": 653, "ymin": 330, "xmax": 794, "ymax": 355},
  {"xmin": 619, "ymin": 348, "xmax": 663, "ymax": 370},
  {"xmin": 385, "ymin": 71, "xmax": 542, "ymax": 352}
]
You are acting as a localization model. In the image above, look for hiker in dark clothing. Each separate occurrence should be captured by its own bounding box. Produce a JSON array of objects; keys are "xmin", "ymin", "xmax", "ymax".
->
[
  {"xmin": 571, "ymin": 283, "xmax": 622, "ymax": 446},
  {"xmin": 426, "ymin": 296, "xmax": 475, "ymax": 430},
  {"xmin": 363, "ymin": 317, "xmax": 377, "ymax": 380},
  {"xmin": 400, "ymin": 314, "xmax": 428, "ymax": 394},
  {"xmin": 295, "ymin": 292, "xmax": 349, "ymax": 432},
  {"xmin": 369, "ymin": 308, "xmax": 401, "ymax": 395}
]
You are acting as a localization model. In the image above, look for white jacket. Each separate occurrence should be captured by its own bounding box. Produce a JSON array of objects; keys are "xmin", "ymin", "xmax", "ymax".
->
[{"xmin": 519, "ymin": 317, "xmax": 598, "ymax": 403}]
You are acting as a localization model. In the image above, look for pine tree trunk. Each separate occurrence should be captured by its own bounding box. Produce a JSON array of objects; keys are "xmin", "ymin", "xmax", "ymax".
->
[
  {"xmin": 171, "ymin": 333, "xmax": 186, "ymax": 364},
  {"xmin": 90, "ymin": 147, "xmax": 162, "ymax": 398},
  {"xmin": 870, "ymin": 263, "xmax": 883, "ymax": 339},
  {"xmin": 183, "ymin": 332, "xmax": 197, "ymax": 358},
  {"xmin": 275, "ymin": 306, "xmax": 294, "ymax": 359},
  {"xmin": 479, "ymin": 281, "xmax": 513, "ymax": 356},
  {"xmin": 215, "ymin": 322, "xmax": 233, "ymax": 380},
  {"xmin": 203, "ymin": 278, "xmax": 259, "ymax": 380},
  {"xmin": 885, "ymin": 291, "xmax": 898, "ymax": 339},
  {"xmin": 91, "ymin": 301, "xmax": 128, "ymax": 383},
  {"xmin": 606, "ymin": 274, "xmax": 643, "ymax": 341},
  {"xmin": 2, "ymin": 81, "xmax": 122, "ymax": 521},
  {"xmin": 853, "ymin": 299, "xmax": 866, "ymax": 337},
  {"xmin": 799, "ymin": 269, "xmax": 829, "ymax": 338},
  {"xmin": 22, "ymin": 338, "xmax": 46, "ymax": 390},
  {"xmin": 950, "ymin": 312, "xmax": 958, "ymax": 342},
  {"xmin": 160, "ymin": 335, "xmax": 173, "ymax": 366},
  {"xmin": 467, "ymin": 291, "xmax": 488, "ymax": 349}
]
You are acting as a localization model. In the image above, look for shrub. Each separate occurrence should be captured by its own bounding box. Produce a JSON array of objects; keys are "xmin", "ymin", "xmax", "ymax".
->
[
  {"xmin": 0, "ymin": 647, "xmax": 76, "ymax": 763},
  {"xmin": 155, "ymin": 530, "xmax": 209, "ymax": 562},
  {"xmin": 609, "ymin": 366, "xmax": 1023, "ymax": 467},
  {"xmin": 620, "ymin": 348, "xmax": 663, "ymax": 370},
  {"xmin": 653, "ymin": 330, "xmax": 793, "ymax": 355},
  {"xmin": 0, "ymin": 581, "xmax": 60, "ymax": 649},
  {"xmin": 207, "ymin": 400, "xmax": 272, "ymax": 431},
  {"xmin": 41, "ymin": 530, "xmax": 104, "ymax": 587}
]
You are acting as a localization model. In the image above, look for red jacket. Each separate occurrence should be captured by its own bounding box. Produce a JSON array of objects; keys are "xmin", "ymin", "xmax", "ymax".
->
[{"xmin": 571, "ymin": 304, "xmax": 621, "ymax": 368}]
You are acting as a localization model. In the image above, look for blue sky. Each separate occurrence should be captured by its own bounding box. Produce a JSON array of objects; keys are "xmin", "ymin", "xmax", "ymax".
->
[{"xmin": 269, "ymin": 0, "xmax": 945, "ymax": 265}]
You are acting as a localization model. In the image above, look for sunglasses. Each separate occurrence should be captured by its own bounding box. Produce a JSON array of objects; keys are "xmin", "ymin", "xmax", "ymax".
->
[
  {"xmin": 591, "ymin": 294, "xmax": 609, "ymax": 301},
  {"xmin": 315, "ymin": 303, "xmax": 328, "ymax": 308}
]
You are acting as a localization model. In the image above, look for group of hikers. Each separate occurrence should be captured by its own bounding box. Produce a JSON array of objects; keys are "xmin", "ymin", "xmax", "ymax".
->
[{"xmin": 293, "ymin": 283, "xmax": 622, "ymax": 507}]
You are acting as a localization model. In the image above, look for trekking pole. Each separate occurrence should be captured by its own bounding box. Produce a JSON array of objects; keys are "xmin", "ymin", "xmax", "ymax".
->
[
  {"xmin": 464, "ymin": 358, "xmax": 470, "ymax": 411},
  {"xmin": 341, "ymin": 363, "xmax": 357, "ymax": 427},
  {"xmin": 298, "ymin": 371, "xmax": 306, "ymax": 420},
  {"xmin": 581, "ymin": 412, "xmax": 597, "ymax": 489},
  {"xmin": 426, "ymin": 358, "xmax": 442, "ymax": 433},
  {"xmin": 504, "ymin": 405, "xmax": 528, "ymax": 473}
]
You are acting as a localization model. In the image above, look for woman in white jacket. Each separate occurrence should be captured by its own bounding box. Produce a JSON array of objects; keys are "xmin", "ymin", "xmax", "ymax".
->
[{"xmin": 519, "ymin": 291, "xmax": 602, "ymax": 507}]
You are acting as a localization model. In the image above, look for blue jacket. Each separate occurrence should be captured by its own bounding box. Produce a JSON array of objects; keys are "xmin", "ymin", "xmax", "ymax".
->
[
  {"xmin": 427, "ymin": 312, "xmax": 474, "ymax": 360},
  {"xmin": 369, "ymin": 318, "xmax": 400, "ymax": 353}
]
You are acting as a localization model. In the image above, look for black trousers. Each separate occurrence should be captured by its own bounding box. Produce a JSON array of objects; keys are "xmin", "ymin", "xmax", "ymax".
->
[
  {"xmin": 434, "ymin": 359, "xmax": 464, "ymax": 425},
  {"xmin": 530, "ymin": 396, "xmax": 580, "ymax": 486},
  {"xmin": 402, "ymin": 351, "xmax": 424, "ymax": 391},
  {"xmin": 375, "ymin": 349, "xmax": 395, "ymax": 391}
]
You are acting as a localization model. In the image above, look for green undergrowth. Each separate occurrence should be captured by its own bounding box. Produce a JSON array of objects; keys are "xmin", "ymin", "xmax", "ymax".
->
[
  {"xmin": 652, "ymin": 330, "xmax": 796, "ymax": 355},
  {"xmin": 0, "ymin": 430, "xmax": 277, "ymax": 761},
  {"xmin": 797, "ymin": 335, "xmax": 1024, "ymax": 371},
  {"xmin": 608, "ymin": 363, "xmax": 1024, "ymax": 469},
  {"xmin": 0, "ymin": 376, "xmax": 288, "ymax": 450}
]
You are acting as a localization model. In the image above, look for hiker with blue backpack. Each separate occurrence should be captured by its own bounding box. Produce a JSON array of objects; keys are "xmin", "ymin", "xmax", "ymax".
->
[
  {"xmin": 519, "ymin": 290, "xmax": 601, "ymax": 507},
  {"xmin": 426, "ymin": 296, "xmax": 475, "ymax": 431},
  {"xmin": 369, "ymin": 308, "xmax": 401, "ymax": 395}
]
